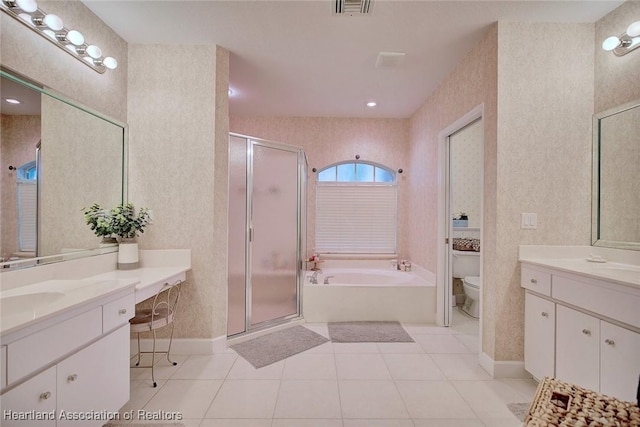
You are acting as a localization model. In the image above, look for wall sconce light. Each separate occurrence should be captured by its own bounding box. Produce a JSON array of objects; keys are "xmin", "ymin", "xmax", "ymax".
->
[
  {"xmin": 602, "ymin": 20, "xmax": 640, "ymax": 57},
  {"xmin": 1, "ymin": 0, "xmax": 117, "ymax": 73}
]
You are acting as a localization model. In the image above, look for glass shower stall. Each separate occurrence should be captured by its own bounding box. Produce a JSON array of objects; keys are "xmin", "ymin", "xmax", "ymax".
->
[{"xmin": 227, "ymin": 134, "xmax": 307, "ymax": 336}]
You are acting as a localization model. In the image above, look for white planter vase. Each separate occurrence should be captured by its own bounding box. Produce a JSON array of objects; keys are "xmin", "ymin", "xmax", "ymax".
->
[{"xmin": 118, "ymin": 241, "xmax": 139, "ymax": 270}]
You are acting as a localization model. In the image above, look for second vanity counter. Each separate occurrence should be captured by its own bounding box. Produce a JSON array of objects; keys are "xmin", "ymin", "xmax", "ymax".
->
[{"xmin": 518, "ymin": 245, "xmax": 640, "ymax": 403}]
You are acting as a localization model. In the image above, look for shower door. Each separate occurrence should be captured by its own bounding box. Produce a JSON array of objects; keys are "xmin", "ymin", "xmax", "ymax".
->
[{"xmin": 227, "ymin": 134, "xmax": 305, "ymax": 336}]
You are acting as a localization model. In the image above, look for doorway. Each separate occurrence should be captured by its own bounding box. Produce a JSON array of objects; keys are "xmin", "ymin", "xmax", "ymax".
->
[
  {"xmin": 227, "ymin": 134, "xmax": 307, "ymax": 336},
  {"xmin": 437, "ymin": 106, "xmax": 483, "ymax": 352}
]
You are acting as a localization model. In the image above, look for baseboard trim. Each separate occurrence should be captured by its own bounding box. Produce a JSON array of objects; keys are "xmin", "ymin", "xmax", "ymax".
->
[
  {"xmin": 480, "ymin": 352, "xmax": 532, "ymax": 379},
  {"xmin": 130, "ymin": 335, "xmax": 227, "ymax": 356}
]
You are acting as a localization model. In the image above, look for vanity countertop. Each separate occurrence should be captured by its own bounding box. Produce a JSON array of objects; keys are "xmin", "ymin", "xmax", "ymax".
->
[
  {"xmin": 0, "ymin": 250, "xmax": 191, "ymax": 339},
  {"xmin": 0, "ymin": 277, "xmax": 137, "ymax": 337},
  {"xmin": 519, "ymin": 245, "xmax": 640, "ymax": 289}
]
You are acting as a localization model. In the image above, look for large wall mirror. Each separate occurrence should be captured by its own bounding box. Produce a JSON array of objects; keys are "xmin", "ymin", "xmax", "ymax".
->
[
  {"xmin": 1, "ymin": 68, "xmax": 126, "ymax": 270},
  {"xmin": 592, "ymin": 99, "xmax": 640, "ymax": 251}
]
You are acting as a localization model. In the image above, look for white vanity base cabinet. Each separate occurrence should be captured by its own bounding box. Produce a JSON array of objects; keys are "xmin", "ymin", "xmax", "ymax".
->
[
  {"xmin": 524, "ymin": 293, "xmax": 555, "ymax": 380},
  {"xmin": 555, "ymin": 305, "xmax": 600, "ymax": 392},
  {"xmin": 600, "ymin": 320, "xmax": 640, "ymax": 402},
  {"xmin": 522, "ymin": 263, "xmax": 640, "ymax": 403},
  {"xmin": 57, "ymin": 325, "xmax": 130, "ymax": 427}
]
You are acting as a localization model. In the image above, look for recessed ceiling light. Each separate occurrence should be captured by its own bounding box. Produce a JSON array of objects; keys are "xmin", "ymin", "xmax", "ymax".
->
[
  {"xmin": 5, "ymin": 98, "xmax": 21, "ymax": 104},
  {"xmin": 366, "ymin": 101, "xmax": 377, "ymax": 107}
]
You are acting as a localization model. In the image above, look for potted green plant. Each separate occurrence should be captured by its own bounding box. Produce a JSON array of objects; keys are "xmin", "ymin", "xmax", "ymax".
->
[
  {"xmin": 110, "ymin": 203, "xmax": 151, "ymax": 270},
  {"xmin": 82, "ymin": 203, "xmax": 117, "ymax": 246}
]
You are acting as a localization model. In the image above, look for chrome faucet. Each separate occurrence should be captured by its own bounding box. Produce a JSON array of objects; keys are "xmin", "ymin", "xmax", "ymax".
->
[
  {"xmin": 323, "ymin": 276, "xmax": 334, "ymax": 285},
  {"xmin": 308, "ymin": 269, "xmax": 322, "ymax": 284}
]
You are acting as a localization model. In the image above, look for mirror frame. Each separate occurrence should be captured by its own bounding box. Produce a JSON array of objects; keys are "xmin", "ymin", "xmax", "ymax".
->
[
  {"xmin": 0, "ymin": 67, "xmax": 128, "ymax": 270},
  {"xmin": 591, "ymin": 98, "xmax": 640, "ymax": 251}
]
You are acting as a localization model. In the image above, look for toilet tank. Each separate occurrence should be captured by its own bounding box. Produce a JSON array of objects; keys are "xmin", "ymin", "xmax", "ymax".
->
[{"xmin": 452, "ymin": 250, "xmax": 480, "ymax": 278}]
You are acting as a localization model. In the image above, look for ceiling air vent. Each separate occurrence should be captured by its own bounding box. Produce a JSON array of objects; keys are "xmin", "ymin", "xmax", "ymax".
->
[{"xmin": 335, "ymin": 0, "xmax": 372, "ymax": 15}]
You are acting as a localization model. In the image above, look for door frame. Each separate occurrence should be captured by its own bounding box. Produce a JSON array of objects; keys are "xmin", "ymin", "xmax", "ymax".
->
[{"xmin": 436, "ymin": 104, "xmax": 484, "ymax": 332}]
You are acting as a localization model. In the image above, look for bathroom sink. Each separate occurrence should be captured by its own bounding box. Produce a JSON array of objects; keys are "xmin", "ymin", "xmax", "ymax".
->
[{"xmin": 0, "ymin": 291, "xmax": 66, "ymax": 318}]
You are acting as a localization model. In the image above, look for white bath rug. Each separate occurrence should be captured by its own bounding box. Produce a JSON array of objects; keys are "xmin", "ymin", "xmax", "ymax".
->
[{"xmin": 328, "ymin": 321, "xmax": 414, "ymax": 343}]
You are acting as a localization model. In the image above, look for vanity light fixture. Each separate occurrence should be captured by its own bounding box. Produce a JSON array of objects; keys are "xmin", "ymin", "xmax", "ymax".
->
[
  {"xmin": 602, "ymin": 20, "xmax": 640, "ymax": 56},
  {"xmin": 1, "ymin": 0, "xmax": 118, "ymax": 73},
  {"xmin": 4, "ymin": 98, "xmax": 21, "ymax": 104}
]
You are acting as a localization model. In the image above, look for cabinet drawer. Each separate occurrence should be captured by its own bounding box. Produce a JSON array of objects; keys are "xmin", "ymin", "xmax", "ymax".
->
[
  {"xmin": 102, "ymin": 292, "xmax": 135, "ymax": 332},
  {"xmin": 7, "ymin": 308, "xmax": 102, "ymax": 384},
  {"xmin": 521, "ymin": 266, "xmax": 551, "ymax": 295},
  {"xmin": 552, "ymin": 275, "xmax": 640, "ymax": 329}
]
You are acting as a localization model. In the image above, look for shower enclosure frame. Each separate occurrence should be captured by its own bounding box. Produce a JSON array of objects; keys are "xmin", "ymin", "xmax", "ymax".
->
[{"xmin": 228, "ymin": 133, "xmax": 307, "ymax": 337}]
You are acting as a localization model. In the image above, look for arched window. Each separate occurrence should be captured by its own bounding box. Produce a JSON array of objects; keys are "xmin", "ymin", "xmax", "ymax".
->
[{"xmin": 315, "ymin": 161, "xmax": 397, "ymax": 254}]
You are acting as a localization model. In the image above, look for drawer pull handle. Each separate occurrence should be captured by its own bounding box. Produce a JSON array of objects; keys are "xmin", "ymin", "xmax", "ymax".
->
[
  {"xmin": 119, "ymin": 308, "xmax": 127, "ymax": 315},
  {"xmin": 582, "ymin": 329, "xmax": 591, "ymax": 336},
  {"xmin": 541, "ymin": 312, "xmax": 548, "ymax": 317},
  {"xmin": 40, "ymin": 391, "xmax": 51, "ymax": 400},
  {"xmin": 605, "ymin": 339, "xmax": 615, "ymax": 346},
  {"xmin": 67, "ymin": 374, "xmax": 78, "ymax": 382},
  {"xmin": 530, "ymin": 278, "xmax": 537, "ymax": 284}
]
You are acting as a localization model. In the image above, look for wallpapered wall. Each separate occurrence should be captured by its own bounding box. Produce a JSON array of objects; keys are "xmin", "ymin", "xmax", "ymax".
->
[
  {"xmin": 0, "ymin": 115, "xmax": 41, "ymax": 257},
  {"xmin": 493, "ymin": 22, "xmax": 594, "ymax": 361},
  {"xmin": 127, "ymin": 44, "xmax": 230, "ymax": 340},
  {"xmin": 451, "ymin": 119, "xmax": 483, "ymax": 229}
]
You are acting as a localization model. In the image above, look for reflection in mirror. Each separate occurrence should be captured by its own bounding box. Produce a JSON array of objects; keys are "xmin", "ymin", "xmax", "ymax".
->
[
  {"xmin": 592, "ymin": 99, "xmax": 640, "ymax": 250},
  {"xmin": 1, "ymin": 69, "xmax": 126, "ymax": 270}
]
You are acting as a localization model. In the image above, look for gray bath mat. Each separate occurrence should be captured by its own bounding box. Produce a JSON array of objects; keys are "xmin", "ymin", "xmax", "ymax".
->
[
  {"xmin": 231, "ymin": 325, "xmax": 329, "ymax": 368},
  {"xmin": 507, "ymin": 402, "xmax": 531, "ymax": 422},
  {"xmin": 328, "ymin": 321, "xmax": 414, "ymax": 343}
]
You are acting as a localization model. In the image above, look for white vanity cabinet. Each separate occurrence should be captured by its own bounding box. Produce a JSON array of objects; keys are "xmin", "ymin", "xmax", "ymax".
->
[
  {"xmin": 0, "ymin": 288, "xmax": 134, "ymax": 426},
  {"xmin": 521, "ymin": 263, "xmax": 640, "ymax": 403}
]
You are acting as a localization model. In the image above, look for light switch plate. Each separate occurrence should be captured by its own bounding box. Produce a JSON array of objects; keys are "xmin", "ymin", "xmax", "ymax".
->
[{"xmin": 521, "ymin": 213, "xmax": 537, "ymax": 229}]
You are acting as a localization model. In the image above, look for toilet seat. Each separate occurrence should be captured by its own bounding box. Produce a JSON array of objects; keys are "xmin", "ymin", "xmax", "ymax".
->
[{"xmin": 463, "ymin": 276, "xmax": 480, "ymax": 289}]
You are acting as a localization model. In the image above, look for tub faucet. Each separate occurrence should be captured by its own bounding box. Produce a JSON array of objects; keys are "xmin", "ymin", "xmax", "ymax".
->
[
  {"xmin": 323, "ymin": 276, "xmax": 334, "ymax": 285},
  {"xmin": 308, "ymin": 269, "xmax": 322, "ymax": 284}
]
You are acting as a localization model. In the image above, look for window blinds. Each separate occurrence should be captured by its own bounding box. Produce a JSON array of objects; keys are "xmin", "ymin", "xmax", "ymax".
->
[
  {"xmin": 315, "ymin": 184, "xmax": 397, "ymax": 253},
  {"xmin": 17, "ymin": 180, "xmax": 37, "ymax": 252}
]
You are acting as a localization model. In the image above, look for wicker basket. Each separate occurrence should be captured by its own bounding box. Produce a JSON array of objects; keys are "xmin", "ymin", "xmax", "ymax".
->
[{"xmin": 524, "ymin": 377, "xmax": 640, "ymax": 426}]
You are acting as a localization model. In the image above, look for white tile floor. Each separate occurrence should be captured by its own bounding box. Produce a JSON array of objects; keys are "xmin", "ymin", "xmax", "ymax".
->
[{"xmin": 120, "ymin": 314, "xmax": 537, "ymax": 426}]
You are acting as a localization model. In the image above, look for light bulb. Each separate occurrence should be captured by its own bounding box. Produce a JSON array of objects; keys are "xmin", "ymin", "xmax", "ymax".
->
[
  {"xmin": 15, "ymin": 0, "xmax": 37, "ymax": 13},
  {"xmin": 42, "ymin": 13, "xmax": 62, "ymax": 31},
  {"xmin": 17, "ymin": 12, "xmax": 33, "ymax": 25},
  {"xmin": 42, "ymin": 29, "xmax": 56, "ymax": 39},
  {"xmin": 366, "ymin": 101, "xmax": 377, "ymax": 107},
  {"xmin": 66, "ymin": 29, "xmax": 84, "ymax": 46},
  {"xmin": 5, "ymin": 98, "xmax": 21, "ymax": 104},
  {"xmin": 602, "ymin": 36, "xmax": 621, "ymax": 51},
  {"xmin": 103, "ymin": 56, "xmax": 117, "ymax": 70},
  {"xmin": 627, "ymin": 21, "xmax": 640, "ymax": 38},
  {"xmin": 86, "ymin": 45, "xmax": 102, "ymax": 59}
]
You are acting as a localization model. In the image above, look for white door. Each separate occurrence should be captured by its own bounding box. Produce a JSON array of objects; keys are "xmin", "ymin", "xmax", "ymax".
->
[
  {"xmin": 524, "ymin": 293, "xmax": 555, "ymax": 380},
  {"xmin": 600, "ymin": 320, "xmax": 640, "ymax": 402},
  {"xmin": 555, "ymin": 305, "xmax": 600, "ymax": 391}
]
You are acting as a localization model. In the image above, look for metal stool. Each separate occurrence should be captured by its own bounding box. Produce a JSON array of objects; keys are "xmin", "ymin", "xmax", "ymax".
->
[{"xmin": 130, "ymin": 280, "xmax": 182, "ymax": 387}]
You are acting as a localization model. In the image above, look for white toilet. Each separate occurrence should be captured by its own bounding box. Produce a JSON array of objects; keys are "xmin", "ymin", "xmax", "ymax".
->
[{"xmin": 452, "ymin": 250, "xmax": 481, "ymax": 318}]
